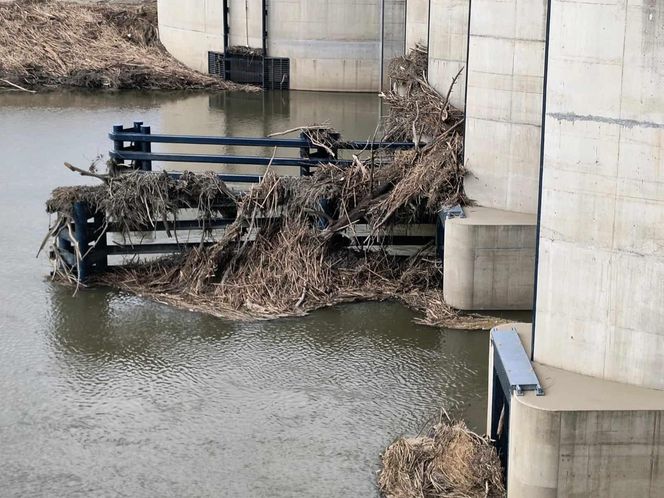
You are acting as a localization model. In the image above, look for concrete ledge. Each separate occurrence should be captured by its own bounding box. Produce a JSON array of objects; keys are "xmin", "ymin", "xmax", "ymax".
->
[
  {"xmin": 494, "ymin": 324, "xmax": 664, "ymax": 497},
  {"xmin": 443, "ymin": 207, "xmax": 536, "ymax": 310}
]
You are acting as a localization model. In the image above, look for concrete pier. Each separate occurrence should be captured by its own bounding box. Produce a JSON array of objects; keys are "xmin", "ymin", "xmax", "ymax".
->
[
  {"xmin": 443, "ymin": 207, "xmax": 536, "ymax": 310},
  {"xmin": 441, "ymin": 0, "xmax": 545, "ymax": 310},
  {"xmin": 492, "ymin": 324, "xmax": 664, "ymax": 497},
  {"xmin": 463, "ymin": 0, "xmax": 547, "ymax": 214},
  {"xmin": 533, "ymin": 0, "xmax": 664, "ymax": 390},
  {"xmin": 427, "ymin": 0, "xmax": 469, "ymax": 109}
]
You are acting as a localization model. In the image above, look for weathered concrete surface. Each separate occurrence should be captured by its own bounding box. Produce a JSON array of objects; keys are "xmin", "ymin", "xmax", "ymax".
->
[
  {"xmin": 405, "ymin": 0, "xmax": 429, "ymax": 50},
  {"xmin": 463, "ymin": 0, "xmax": 547, "ymax": 214},
  {"xmin": 443, "ymin": 207, "xmax": 536, "ymax": 310},
  {"xmin": 157, "ymin": 0, "xmax": 225, "ymax": 74},
  {"xmin": 228, "ymin": 0, "xmax": 263, "ymax": 50},
  {"xmin": 157, "ymin": 0, "xmax": 406, "ymax": 91},
  {"xmin": 534, "ymin": 0, "xmax": 664, "ymax": 390},
  {"xmin": 494, "ymin": 324, "xmax": 664, "ymax": 497},
  {"xmin": 428, "ymin": 0, "xmax": 469, "ymax": 109}
]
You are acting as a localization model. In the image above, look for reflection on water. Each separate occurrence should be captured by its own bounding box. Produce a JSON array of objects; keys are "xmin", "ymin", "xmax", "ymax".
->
[{"xmin": 0, "ymin": 90, "xmax": 489, "ymax": 497}]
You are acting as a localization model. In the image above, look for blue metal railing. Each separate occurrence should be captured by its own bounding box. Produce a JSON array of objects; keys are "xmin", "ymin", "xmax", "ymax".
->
[
  {"xmin": 109, "ymin": 121, "xmax": 416, "ymax": 180},
  {"xmin": 56, "ymin": 124, "xmax": 422, "ymax": 282}
]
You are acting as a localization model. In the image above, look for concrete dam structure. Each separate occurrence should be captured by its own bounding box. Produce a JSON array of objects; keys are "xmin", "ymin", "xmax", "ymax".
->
[
  {"xmin": 157, "ymin": 0, "xmax": 664, "ymax": 494},
  {"xmin": 157, "ymin": 0, "xmax": 406, "ymax": 91}
]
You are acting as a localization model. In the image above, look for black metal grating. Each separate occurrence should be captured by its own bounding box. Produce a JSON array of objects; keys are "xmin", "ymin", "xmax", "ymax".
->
[
  {"xmin": 208, "ymin": 51, "xmax": 225, "ymax": 78},
  {"xmin": 264, "ymin": 57, "xmax": 290, "ymax": 90},
  {"xmin": 224, "ymin": 53, "xmax": 264, "ymax": 85},
  {"xmin": 208, "ymin": 52, "xmax": 289, "ymax": 90}
]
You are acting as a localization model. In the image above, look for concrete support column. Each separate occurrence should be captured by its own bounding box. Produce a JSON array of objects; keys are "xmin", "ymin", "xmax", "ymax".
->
[
  {"xmin": 405, "ymin": 0, "xmax": 430, "ymax": 50},
  {"xmin": 382, "ymin": 0, "xmax": 407, "ymax": 89},
  {"xmin": 427, "ymin": 0, "xmax": 469, "ymax": 109},
  {"xmin": 533, "ymin": 0, "xmax": 664, "ymax": 390},
  {"xmin": 494, "ymin": 324, "xmax": 664, "ymax": 497},
  {"xmin": 228, "ymin": 0, "xmax": 263, "ymax": 50},
  {"xmin": 441, "ymin": 1, "xmax": 545, "ymax": 311},
  {"xmin": 463, "ymin": 0, "xmax": 547, "ymax": 214}
]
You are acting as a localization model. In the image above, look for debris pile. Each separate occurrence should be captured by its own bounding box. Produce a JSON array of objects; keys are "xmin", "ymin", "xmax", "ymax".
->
[
  {"xmin": 378, "ymin": 416, "xmax": 505, "ymax": 497},
  {"xmin": 43, "ymin": 46, "xmax": 504, "ymax": 330},
  {"xmin": 0, "ymin": 0, "xmax": 256, "ymax": 91}
]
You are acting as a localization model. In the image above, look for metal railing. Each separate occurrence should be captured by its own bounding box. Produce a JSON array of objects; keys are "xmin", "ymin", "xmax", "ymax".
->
[{"xmin": 109, "ymin": 121, "xmax": 416, "ymax": 181}]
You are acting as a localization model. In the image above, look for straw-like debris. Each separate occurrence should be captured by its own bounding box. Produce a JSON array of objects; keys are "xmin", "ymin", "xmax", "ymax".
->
[
  {"xmin": 378, "ymin": 416, "xmax": 505, "ymax": 497},
  {"xmin": 226, "ymin": 46, "xmax": 265, "ymax": 57},
  {"xmin": 0, "ymin": 0, "xmax": 257, "ymax": 91},
  {"xmin": 43, "ymin": 47, "xmax": 505, "ymax": 329}
]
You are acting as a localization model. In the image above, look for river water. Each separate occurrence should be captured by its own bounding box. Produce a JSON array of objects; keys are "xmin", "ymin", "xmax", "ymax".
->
[{"xmin": 0, "ymin": 90, "xmax": 489, "ymax": 497}]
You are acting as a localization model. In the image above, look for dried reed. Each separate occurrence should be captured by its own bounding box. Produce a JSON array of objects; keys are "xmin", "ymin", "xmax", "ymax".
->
[
  {"xmin": 378, "ymin": 415, "xmax": 505, "ymax": 498},
  {"xmin": 0, "ymin": 0, "xmax": 257, "ymax": 91}
]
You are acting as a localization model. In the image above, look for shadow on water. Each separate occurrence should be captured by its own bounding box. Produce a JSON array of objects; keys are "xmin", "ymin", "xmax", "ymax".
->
[{"xmin": 44, "ymin": 283, "xmax": 236, "ymax": 359}]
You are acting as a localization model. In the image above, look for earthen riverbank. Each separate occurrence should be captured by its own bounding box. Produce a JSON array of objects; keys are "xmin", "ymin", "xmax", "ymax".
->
[{"xmin": 0, "ymin": 0, "xmax": 255, "ymax": 91}]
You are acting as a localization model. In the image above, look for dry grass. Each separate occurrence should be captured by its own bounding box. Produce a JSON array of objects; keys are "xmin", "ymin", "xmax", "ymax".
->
[
  {"xmin": 378, "ymin": 416, "xmax": 505, "ymax": 498},
  {"xmin": 0, "ymin": 0, "xmax": 257, "ymax": 91}
]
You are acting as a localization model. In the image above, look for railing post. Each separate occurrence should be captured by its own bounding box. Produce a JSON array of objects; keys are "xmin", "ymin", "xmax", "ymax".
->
[
  {"xmin": 139, "ymin": 125, "xmax": 152, "ymax": 171},
  {"xmin": 73, "ymin": 201, "xmax": 91, "ymax": 283},
  {"xmin": 112, "ymin": 124, "xmax": 124, "ymax": 167},
  {"xmin": 93, "ymin": 212, "xmax": 108, "ymax": 273},
  {"xmin": 133, "ymin": 121, "xmax": 144, "ymax": 170},
  {"xmin": 299, "ymin": 131, "xmax": 311, "ymax": 177}
]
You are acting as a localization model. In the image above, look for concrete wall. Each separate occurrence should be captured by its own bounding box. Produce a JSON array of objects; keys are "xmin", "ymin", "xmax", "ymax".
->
[
  {"xmin": 533, "ymin": 1, "xmax": 664, "ymax": 390},
  {"xmin": 157, "ymin": 0, "xmax": 225, "ymax": 74},
  {"xmin": 462, "ymin": 0, "xmax": 547, "ymax": 214},
  {"xmin": 428, "ymin": 0, "xmax": 469, "ymax": 109},
  {"xmin": 228, "ymin": 0, "xmax": 263, "ymax": 50},
  {"xmin": 382, "ymin": 0, "xmax": 407, "ymax": 90},
  {"xmin": 405, "ymin": 0, "xmax": 429, "ymax": 50},
  {"xmin": 157, "ymin": 0, "xmax": 406, "ymax": 92},
  {"xmin": 268, "ymin": 0, "xmax": 405, "ymax": 91}
]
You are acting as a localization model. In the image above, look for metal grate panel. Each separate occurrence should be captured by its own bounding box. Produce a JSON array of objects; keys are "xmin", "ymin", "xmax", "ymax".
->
[
  {"xmin": 208, "ymin": 52, "xmax": 290, "ymax": 90},
  {"xmin": 208, "ymin": 51, "xmax": 225, "ymax": 78},
  {"xmin": 264, "ymin": 57, "xmax": 290, "ymax": 90}
]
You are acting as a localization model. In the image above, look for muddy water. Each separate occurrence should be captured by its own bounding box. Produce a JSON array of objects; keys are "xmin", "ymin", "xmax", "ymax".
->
[{"xmin": 0, "ymin": 90, "xmax": 489, "ymax": 497}]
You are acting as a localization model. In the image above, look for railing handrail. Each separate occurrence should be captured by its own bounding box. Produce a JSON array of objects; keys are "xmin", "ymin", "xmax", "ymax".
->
[
  {"xmin": 109, "ymin": 122, "xmax": 417, "ymax": 178},
  {"xmin": 110, "ymin": 150, "xmax": 353, "ymax": 167},
  {"xmin": 109, "ymin": 130, "xmax": 416, "ymax": 151}
]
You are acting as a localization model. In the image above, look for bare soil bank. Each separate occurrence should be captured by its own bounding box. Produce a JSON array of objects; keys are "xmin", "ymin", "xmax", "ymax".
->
[{"xmin": 0, "ymin": 0, "xmax": 255, "ymax": 91}]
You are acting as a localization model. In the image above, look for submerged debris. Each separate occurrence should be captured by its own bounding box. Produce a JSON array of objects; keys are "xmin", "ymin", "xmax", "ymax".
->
[
  {"xmin": 378, "ymin": 416, "xmax": 505, "ymax": 498},
  {"xmin": 0, "ymin": 0, "xmax": 256, "ymax": 91}
]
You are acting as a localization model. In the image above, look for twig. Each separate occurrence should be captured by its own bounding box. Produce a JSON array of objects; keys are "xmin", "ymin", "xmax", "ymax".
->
[
  {"xmin": 0, "ymin": 79, "xmax": 35, "ymax": 93},
  {"xmin": 64, "ymin": 162, "xmax": 109, "ymax": 182},
  {"xmin": 267, "ymin": 125, "xmax": 332, "ymax": 138}
]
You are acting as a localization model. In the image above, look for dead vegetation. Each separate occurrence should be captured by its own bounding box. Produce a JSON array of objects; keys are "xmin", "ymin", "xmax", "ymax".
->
[
  {"xmin": 43, "ymin": 46, "xmax": 505, "ymax": 330},
  {"xmin": 378, "ymin": 414, "xmax": 505, "ymax": 498},
  {"xmin": 0, "ymin": 0, "xmax": 256, "ymax": 91}
]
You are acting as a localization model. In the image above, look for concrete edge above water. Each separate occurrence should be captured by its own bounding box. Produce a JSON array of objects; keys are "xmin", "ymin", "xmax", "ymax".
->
[{"xmin": 504, "ymin": 322, "xmax": 664, "ymax": 412}]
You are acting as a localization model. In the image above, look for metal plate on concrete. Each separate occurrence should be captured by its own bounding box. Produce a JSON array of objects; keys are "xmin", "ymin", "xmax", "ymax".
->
[{"xmin": 492, "ymin": 327, "xmax": 544, "ymax": 397}]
